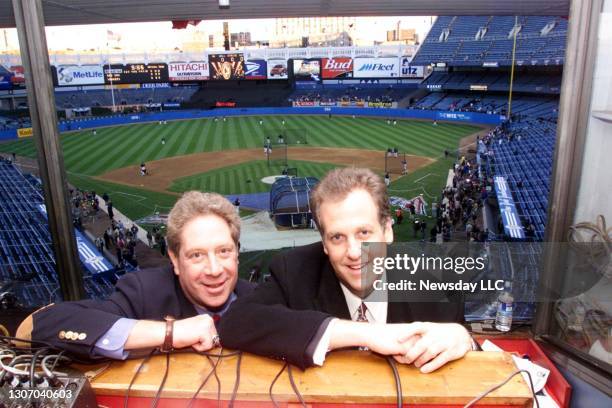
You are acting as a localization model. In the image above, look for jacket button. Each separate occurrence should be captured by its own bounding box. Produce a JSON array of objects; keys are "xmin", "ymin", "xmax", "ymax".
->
[
  {"xmin": 65, "ymin": 331, "xmax": 74, "ymax": 340},
  {"xmin": 78, "ymin": 333, "xmax": 87, "ymax": 340},
  {"xmin": 58, "ymin": 331, "xmax": 66, "ymax": 339}
]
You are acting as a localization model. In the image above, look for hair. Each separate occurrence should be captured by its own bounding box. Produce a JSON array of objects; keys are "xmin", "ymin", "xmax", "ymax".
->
[
  {"xmin": 309, "ymin": 167, "xmax": 391, "ymax": 233},
  {"xmin": 166, "ymin": 191, "xmax": 240, "ymax": 255}
]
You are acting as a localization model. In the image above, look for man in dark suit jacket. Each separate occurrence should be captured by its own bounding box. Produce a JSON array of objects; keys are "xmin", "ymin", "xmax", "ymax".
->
[
  {"xmin": 32, "ymin": 192, "xmax": 255, "ymax": 360},
  {"xmin": 220, "ymin": 168, "xmax": 475, "ymax": 372}
]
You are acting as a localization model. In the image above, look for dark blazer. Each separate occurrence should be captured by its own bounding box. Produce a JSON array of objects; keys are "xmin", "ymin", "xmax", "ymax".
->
[
  {"xmin": 219, "ymin": 242, "xmax": 464, "ymax": 369},
  {"xmin": 32, "ymin": 265, "xmax": 255, "ymax": 360}
]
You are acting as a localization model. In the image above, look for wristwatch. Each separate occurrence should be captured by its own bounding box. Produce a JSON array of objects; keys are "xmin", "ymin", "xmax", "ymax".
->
[{"xmin": 160, "ymin": 315, "xmax": 175, "ymax": 353}]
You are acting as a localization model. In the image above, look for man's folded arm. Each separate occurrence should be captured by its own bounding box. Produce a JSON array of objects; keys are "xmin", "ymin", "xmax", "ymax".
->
[
  {"xmin": 31, "ymin": 271, "xmax": 146, "ymax": 359},
  {"xmin": 218, "ymin": 272, "xmax": 332, "ymax": 370}
]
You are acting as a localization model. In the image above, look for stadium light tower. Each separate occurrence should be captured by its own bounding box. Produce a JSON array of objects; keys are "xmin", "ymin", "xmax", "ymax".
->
[{"xmin": 219, "ymin": 0, "xmax": 230, "ymax": 9}]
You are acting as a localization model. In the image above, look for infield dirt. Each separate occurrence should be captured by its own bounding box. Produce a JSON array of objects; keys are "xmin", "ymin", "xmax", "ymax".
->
[{"xmin": 97, "ymin": 147, "xmax": 435, "ymax": 194}]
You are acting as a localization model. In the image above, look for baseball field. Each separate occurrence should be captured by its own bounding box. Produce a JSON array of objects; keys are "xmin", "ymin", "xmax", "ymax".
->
[{"xmin": 0, "ymin": 115, "xmax": 483, "ymax": 225}]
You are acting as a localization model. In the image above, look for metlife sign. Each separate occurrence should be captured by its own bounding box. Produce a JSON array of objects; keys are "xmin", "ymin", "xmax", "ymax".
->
[
  {"xmin": 56, "ymin": 65, "xmax": 104, "ymax": 86},
  {"xmin": 353, "ymin": 58, "xmax": 399, "ymax": 78}
]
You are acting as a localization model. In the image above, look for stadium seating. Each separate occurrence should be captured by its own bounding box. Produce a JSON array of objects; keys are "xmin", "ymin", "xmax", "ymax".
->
[
  {"xmin": 421, "ymin": 70, "xmax": 562, "ymax": 94},
  {"xmin": 0, "ymin": 158, "xmax": 115, "ymax": 307},
  {"xmin": 54, "ymin": 86, "xmax": 199, "ymax": 109},
  {"xmin": 481, "ymin": 119, "xmax": 556, "ymax": 241},
  {"xmin": 411, "ymin": 16, "xmax": 567, "ymax": 66},
  {"xmin": 288, "ymin": 84, "xmax": 414, "ymax": 104}
]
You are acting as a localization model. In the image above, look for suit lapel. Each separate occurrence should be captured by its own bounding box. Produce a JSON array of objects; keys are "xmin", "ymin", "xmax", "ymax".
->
[{"xmin": 313, "ymin": 260, "xmax": 351, "ymax": 320}]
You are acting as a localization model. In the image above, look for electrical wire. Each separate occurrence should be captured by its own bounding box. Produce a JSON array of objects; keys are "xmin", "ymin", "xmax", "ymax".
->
[
  {"xmin": 384, "ymin": 355, "xmax": 403, "ymax": 408},
  {"xmin": 286, "ymin": 363, "xmax": 307, "ymax": 407},
  {"xmin": 268, "ymin": 361, "xmax": 287, "ymax": 408},
  {"xmin": 186, "ymin": 349, "xmax": 224, "ymax": 408},
  {"xmin": 151, "ymin": 352, "xmax": 170, "ymax": 408},
  {"xmin": 463, "ymin": 369, "xmax": 539, "ymax": 408},
  {"xmin": 123, "ymin": 348, "xmax": 155, "ymax": 408},
  {"xmin": 227, "ymin": 351, "xmax": 242, "ymax": 408},
  {"xmin": 205, "ymin": 355, "xmax": 222, "ymax": 407}
]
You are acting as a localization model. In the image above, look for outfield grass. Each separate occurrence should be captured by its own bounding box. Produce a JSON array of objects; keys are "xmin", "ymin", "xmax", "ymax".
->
[
  {"xmin": 0, "ymin": 115, "xmax": 478, "ymax": 224},
  {"xmin": 170, "ymin": 159, "xmax": 340, "ymax": 195},
  {"xmin": 0, "ymin": 116, "xmax": 479, "ymax": 177}
]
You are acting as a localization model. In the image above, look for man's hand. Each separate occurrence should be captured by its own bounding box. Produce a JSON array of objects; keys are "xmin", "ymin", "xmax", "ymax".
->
[
  {"xmin": 173, "ymin": 314, "xmax": 218, "ymax": 352},
  {"xmin": 393, "ymin": 322, "xmax": 472, "ymax": 373},
  {"xmin": 328, "ymin": 321, "xmax": 421, "ymax": 357}
]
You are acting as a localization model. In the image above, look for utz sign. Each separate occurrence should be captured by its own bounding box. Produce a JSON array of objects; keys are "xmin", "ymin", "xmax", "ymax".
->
[
  {"xmin": 354, "ymin": 58, "xmax": 399, "ymax": 78},
  {"xmin": 168, "ymin": 62, "xmax": 209, "ymax": 81},
  {"xmin": 321, "ymin": 57, "xmax": 353, "ymax": 79}
]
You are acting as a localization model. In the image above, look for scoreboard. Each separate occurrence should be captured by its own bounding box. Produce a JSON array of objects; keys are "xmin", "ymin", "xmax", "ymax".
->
[
  {"xmin": 104, "ymin": 63, "xmax": 169, "ymax": 84},
  {"xmin": 208, "ymin": 54, "xmax": 245, "ymax": 80}
]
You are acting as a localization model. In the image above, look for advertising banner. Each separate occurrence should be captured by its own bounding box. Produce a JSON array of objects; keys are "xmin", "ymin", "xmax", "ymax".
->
[
  {"xmin": 245, "ymin": 59, "xmax": 267, "ymax": 80},
  {"xmin": 168, "ymin": 61, "xmax": 209, "ymax": 81},
  {"xmin": 57, "ymin": 65, "xmax": 105, "ymax": 86},
  {"xmin": 354, "ymin": 58, "xmax": 399, "ymax": 78},
  {"xmin": 292, "ymin": 59, "xmax": 320, "ymax": 81},
  {"xmin": 367, "ymin": 101, "xmax": 394, "ymax": 108},
  {"xmin": 9, "ymin": 66, "xmax": 25, "ymax": 85},
  {"xmin": 494, "ymin": 176, "xmax": 525, "ymax": 239},
  {"xmin": 399, "ymin": 57, "xmax": 424, "ymax": 78},
  {"xmin": 267, "ymin": 59, "xmax": 288, "ymax": 79},
  {"xmin": 216, "ymin": 101, "xmax": 236, "ymax": 107},
  {"xmin": 17, "ymin": 127, "xmax": 33, "ymax": 138},
  {"xmin": 319, "ymin": 101, "xmax": 336, "ymax": 106},
  {"xmin": 321, "ymin": 57, "xmax": 353, "ymax": 79},
  {"xmin": 293, "ymin": 101, "xmax": 316, "ymax": 107},
  {"xmin": 208, "ymin": 53, "xmax": 245, "ymax": 80}
]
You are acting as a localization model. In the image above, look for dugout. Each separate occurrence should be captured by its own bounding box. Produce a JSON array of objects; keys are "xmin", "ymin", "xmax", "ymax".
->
[{"xmin": 269, "ymin": 177, "xmax": 318, "ymax": 228}]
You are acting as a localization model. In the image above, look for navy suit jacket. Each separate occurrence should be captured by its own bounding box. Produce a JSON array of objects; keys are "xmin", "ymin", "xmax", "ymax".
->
[
  {"xmin": 219, "ymin": 242, "xmax": 464, "ymax": 369},
  {"xmin": 32, "ymin": 265, "xmax": 255, "ymax": 360}
]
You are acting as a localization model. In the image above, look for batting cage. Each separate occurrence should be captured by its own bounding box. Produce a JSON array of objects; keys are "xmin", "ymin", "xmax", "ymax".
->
[
  {"xmin": 384, "ymin": 150, "xmax": 408, "ymax": 175},
  {"xmin": 270, "ymin": 176, "xmax": 318, "ymax": 228},
  {"xmin": 268, "ymin": 128, "xmax": 309, "ymax": 145},
  {"xmin": 266, "ymin": 143, "xmax": 287, "ymax": 167}
]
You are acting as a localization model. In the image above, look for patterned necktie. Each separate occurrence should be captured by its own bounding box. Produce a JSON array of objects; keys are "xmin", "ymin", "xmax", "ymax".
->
[
  {"xmin": 356, "ymin": 302, "xmax": 369, "ymax": 322},
  {"xmin": 356, "ymin": 302, "xmax": 369, "ymax": 350}
]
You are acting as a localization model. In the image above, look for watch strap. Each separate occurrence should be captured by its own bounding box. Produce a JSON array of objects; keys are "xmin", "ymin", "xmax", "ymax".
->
[{"xmin": 160, "ymin": 315, "xmax": 175, "ymax": 352}]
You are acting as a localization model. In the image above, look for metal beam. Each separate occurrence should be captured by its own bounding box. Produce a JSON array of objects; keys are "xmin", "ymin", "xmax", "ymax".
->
[
  {"xmin": 532, "ymin": 0, "xmax": 601, "ymax": 335},
  {"xmin": 12, "ymin": 0, "xmax": 84, "ymax": 301}
]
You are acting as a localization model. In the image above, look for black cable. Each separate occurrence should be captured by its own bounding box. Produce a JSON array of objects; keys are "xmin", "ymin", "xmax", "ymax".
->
[
  {"xmin": 286, "ymin": 363, "xmax": 307, "ymax": 408},
  {"xmin": 29, "ymin": 347, "xmax": 47, "ymax": 387},
  {"xmin": 384, "ymin": 356, "xmax": 403, "ymax": 408},
  {"xmin": 205, "ymin": 354, "xmax": 222, "ymax": 407},
  {"xmin": 227, "ymin": 351, "xmax": 242, "ymax": 408},
  {"xmin": 123, "ymin": 348, "xmax": 155, "ymax": 408},
  {"xmin": 186, "ymin": 349, "xmax": 224, "ymax": 408},
  {"xmin": 463, "ymin": 369, "xmax": 539, "ymax": 408},
  {"xmin": 268, "ymin": 361, "xmax": 287, "ymax": 408},
  {"xmin": 151, "ymin": 352, "xmax": 170, "ymax": 408}
]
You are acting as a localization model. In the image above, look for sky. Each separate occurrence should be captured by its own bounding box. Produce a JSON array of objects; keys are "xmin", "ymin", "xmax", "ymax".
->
[{"xmin": 1, "ymin": 16, "xmax": 435, "ymax": 53}]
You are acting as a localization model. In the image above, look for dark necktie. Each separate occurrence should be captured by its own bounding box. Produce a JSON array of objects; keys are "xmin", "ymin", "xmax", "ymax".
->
[
  {"xmin": 212, "ymin": 314, "xmax": 221, "ymax": 324},
  {"xmin": 357, "ymin": 302, "xmax": 369, "ymax": 322}
]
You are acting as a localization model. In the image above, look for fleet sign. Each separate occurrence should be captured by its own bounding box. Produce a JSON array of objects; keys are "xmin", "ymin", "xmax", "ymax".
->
[
  {"xmin": 168, "ymin": 62, "xmax": 209, "ymax": 81},
  {"xmin": 321, "ymin": 57, "xmax": 353, "ymax": 79},
  {"xmin": 353, "ymin": 58, "xmax": 399, "ymax": 78},
  {"xmin": 56, "ymin": 65, "xmax": 105, "ymax": 86}
]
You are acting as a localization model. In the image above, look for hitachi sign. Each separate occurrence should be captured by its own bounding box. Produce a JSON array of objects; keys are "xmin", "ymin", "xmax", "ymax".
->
[
  {"xmin": 324, "ymin": 59, "xmax": 352, "ymax": 70},
  {"xmin": 171, "ymin": 63, "xmax": 208, "ymax": 70},
  {"xmin": 358, "ymin": 63, "xmax": 395, "ymax": 71}
]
